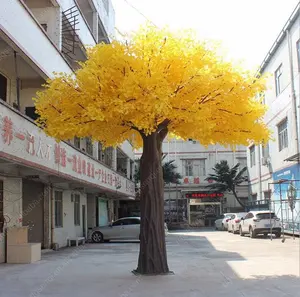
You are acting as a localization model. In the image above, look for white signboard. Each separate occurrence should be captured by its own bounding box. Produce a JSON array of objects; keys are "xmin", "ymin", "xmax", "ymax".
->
[{"xmin": 0, "ymin": 103, "xmax": 135, "ymax": 197}]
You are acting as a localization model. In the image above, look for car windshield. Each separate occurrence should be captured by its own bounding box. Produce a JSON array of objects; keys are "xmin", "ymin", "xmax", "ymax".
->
[
  {"xmin": 237, "ymin": 213, "xmax": 247, "ymax": 218},
  {"xmin": 256, "ymin": 213, "xmax": 277, "ymax": 220}
]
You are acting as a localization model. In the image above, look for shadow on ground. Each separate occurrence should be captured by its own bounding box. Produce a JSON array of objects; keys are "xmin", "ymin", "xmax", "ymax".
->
[{"xmin": 0, "ymin": 231, "xmax": 299, "ymax": 297}]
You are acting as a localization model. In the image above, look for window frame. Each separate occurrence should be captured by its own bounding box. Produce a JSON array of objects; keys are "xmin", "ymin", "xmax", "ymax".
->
[
  {"xmin": 249, "ymin": 146, "xmax": 256, "ymax": 167},
  {"xmin": 0, "ymin": 72, "xmax": 8, "ymax": 102},
  {"xmin": 183, "ymin": 159, "xmax": 206, "ymax": 177},
  {"xmin": 275, "ymin": 64, "xmax": 283, "ymax": 96},
  {"xmin": 54, "ymin": 191, "xmax": 63, "ymax": 228},
  {"xmin": 277, "ymin": 118, "xmax": 288, "ymax": 151},
  {"xmin": 73, "ymin": 194, "xmax": 80, "ymax": 226},
  {"xmin": 86, "ymin": 137, "xmax": 93, "ymax": 156}
]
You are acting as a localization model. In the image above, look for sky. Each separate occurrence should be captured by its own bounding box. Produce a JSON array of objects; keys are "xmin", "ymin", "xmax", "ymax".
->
[{"xmin": 111, "ymin": 0, "xmax": 300, "ymax": 70}]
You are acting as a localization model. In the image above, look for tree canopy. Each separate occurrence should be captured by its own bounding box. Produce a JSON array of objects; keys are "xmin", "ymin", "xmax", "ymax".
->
[{"xmin": 35, "ymin": 25, "xmax": 270, "ymax": 148}]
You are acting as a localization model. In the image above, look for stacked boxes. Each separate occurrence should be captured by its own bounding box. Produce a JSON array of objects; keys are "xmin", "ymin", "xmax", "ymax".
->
[{"xmin": 6, "ymin": 226, "xmax": 41, "ymax": 264}]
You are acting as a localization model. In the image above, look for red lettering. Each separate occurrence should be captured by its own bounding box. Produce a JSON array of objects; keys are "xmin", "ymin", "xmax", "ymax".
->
[
  {"xmin": 26, "ymin": 133, "xmax": 35, "ymax": 155},
  {"xmin": 77, "ymin": 156, "xmax": 82, "ymax": 174},
  {"xmin": 54, "ymin": 144, "xmax": 60, "ymax": 164},
  {"xmin": 61, "ymin": 148, "xmax": 66, "ymax": 167},
  {"xmin": 194, "ymin": 177, "xmax": 200, "ymax": 184},
  {"xmin": 87, "ymin": 162, "xmax": 91, "ymax": 177},
  {"xmin": 72, "ymin": 155, "xmax": 77, "ymax": 172},
  {"xmin": 82, "ymin": 160, "xmax": 86, "ymax": 175},
  {"xmin": 2, "ymin": 116, "xmax": 13, "ymax": 145},
  {"xmin": 91, "ymin": 164, "xmax": 95, "ymax": 178}
]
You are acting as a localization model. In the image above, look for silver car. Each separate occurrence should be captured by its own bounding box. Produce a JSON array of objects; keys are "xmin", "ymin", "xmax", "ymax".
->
[{"xmin": 90, "ymin": 217, "xmax": 168, "ymax": 243}]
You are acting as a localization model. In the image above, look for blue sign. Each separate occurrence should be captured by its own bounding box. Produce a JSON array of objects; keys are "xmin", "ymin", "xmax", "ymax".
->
[{"xmin": 272, "ymin": 164, "xmax": 300, "ymax": 234}]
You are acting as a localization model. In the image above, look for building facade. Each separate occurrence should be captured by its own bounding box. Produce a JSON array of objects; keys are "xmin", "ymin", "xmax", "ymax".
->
[
  {"xmin": 0, "ymin": 0, "xmax": 135, "ymax": 263},
  {"xmin": 135, "ymin": 139, "xmax": 249, "ymax": 227},
  {"xmin": 247, "ymin": 4, "xmax": 300, "ymax": 233}
]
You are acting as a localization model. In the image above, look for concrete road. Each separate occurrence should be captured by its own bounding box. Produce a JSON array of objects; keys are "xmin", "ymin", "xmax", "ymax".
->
[{"xmin": 0, "ymin": 230, "xmax": 300, "ymax": 297}]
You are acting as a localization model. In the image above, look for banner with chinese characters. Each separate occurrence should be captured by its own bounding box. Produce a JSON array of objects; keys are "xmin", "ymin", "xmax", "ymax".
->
[{"xmin": 0, "ymin": 104, "xmax": 135, "ymax": 197}]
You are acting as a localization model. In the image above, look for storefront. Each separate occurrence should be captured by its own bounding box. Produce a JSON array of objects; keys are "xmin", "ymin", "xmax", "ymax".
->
[{"xmin": 186, "ymin": 192, "xmax": 223, "ymax": 227}]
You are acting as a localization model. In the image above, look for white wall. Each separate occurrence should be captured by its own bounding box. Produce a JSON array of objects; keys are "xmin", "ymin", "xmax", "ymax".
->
[
  {"xmin": 0, "ymin": 177, "xmax": 22, "ymax": 263},
  {"xmin": 0, "ymin": 0, "xmax": 72, "ymax": 78},
  {"xmin": 53, "ymin": 190, "xmax": 87, "ymax": 248},
  {"xmin": 29, "ymin": 6, "xmax": 61, "ymax": 49},
  {"xmin": 248, "ymin": 12, "xmax": 300, "ymax": 199}
]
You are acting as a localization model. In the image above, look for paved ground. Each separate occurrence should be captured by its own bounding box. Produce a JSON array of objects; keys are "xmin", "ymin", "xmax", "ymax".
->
[{"xmin": 0, "ymin": 230, "xmax": 300, "ymax": 297}]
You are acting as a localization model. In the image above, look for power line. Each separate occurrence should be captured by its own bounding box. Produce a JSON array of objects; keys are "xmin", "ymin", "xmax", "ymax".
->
[{"xmin": 122, "ymin": 0, "xmax": 158, "ymax": 27}]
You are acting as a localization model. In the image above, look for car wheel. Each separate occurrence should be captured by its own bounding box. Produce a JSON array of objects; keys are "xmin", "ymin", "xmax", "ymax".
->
[
  {"xmin": 215, "ymin": 226, "xmax": 218, "ymax": 230},
  {"xmin": 275, "ymin": 232, "xmax": 282, "ymax": 238},
  {"xmin": 239, "ymin": 226, "xmax": 244, "ymax": 236},
  {"xmin": 263, "ymin": 233, "xmax": 268, "ymax": 238},
  {"xmin": 92, "ymin": 231, "xmax": 104, "ymax": 243},
  {"xmin": 249, "ymin": 227, "xmax": 256, "ymax": 238}
]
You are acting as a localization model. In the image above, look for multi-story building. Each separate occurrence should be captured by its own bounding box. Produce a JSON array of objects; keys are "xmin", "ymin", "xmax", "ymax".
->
[
  {"xmin": 135, "ymin": 139, "xmax": 249, "ymax": 227},
  {"xmin": 0, "ymin": 0, "xmax": 135, "ymax": 263},
  {"xmin": 247, "ymin": 3, "xmax": 300, "ymax": 232}
]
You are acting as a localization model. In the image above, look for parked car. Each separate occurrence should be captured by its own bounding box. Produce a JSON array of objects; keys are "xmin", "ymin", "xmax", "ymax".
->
[
  {"xmin": 90, "ymin": 217, "xmax": 168, "ymax": 243},
  {"xmin": 215, "ymin": 213, "xmax": 235, "ymax": 231},
  {"xmin": 227, "ymin": 212, "xmax": 248, "ymax": 234},
  {"xmin": 239, "ymin": 211, "xmax": 281, "ymax": 238}
]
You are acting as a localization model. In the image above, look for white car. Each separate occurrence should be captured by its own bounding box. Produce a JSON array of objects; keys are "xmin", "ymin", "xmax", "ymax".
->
[
  {"xmin": 239, "ymin": 211, "xmax": 281, "ymax": 238},
  {"xmin": 90, "ymin": 217, "xmax": 168, "ymax": 243},
  {"xmin": 215, "ymin": 213, "xmax": 235, "ymax": 231},
  {"xmin": 227, "ymin": 212, "xmax": 248, "ymax": 234}
]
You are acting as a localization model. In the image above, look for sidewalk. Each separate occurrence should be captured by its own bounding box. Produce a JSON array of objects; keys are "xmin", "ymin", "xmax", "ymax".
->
[{"xmin": 0, "ymin": 231, "xmax": 299, "ymax": 297}]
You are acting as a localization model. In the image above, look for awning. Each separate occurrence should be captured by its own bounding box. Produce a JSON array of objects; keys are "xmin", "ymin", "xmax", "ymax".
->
[{"xmin": 284, "ymin": 153, "xmax": 300, "ymax": 162}]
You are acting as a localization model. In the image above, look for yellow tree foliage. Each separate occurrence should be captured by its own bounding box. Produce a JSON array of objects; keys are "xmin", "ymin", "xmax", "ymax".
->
[{"xmin": 35, "ymin": 25, "xmax": 269, "ymax": 148}]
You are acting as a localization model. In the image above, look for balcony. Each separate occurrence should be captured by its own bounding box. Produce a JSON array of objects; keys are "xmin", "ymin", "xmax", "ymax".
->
[
  {"xmin": 0, "ymin": 0, "xmax": 72, "ymax": 78},
  {"xmin": 0, "ymin": 101, "xmax": 135, "ymax": 197}
]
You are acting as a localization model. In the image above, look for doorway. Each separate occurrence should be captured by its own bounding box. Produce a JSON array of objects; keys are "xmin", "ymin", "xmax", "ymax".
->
[{"xmin": 22, "ymin": 180, "xmax": 44, "ymax": 246}]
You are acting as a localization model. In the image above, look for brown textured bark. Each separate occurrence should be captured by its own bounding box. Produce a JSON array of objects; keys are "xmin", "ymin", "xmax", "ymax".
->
[{"xmin": 136, "ymin": 130, "xmax": 169, "ymax": 274}]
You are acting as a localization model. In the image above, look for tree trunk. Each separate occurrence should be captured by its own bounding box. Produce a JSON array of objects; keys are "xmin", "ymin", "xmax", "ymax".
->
[
  {"xmin": 135, "ymin": 132, "xmax": 169, "ymax": 274},
  {"xmin": 232, "ymin": 188, "xmax": 245, "ymax": 209}
]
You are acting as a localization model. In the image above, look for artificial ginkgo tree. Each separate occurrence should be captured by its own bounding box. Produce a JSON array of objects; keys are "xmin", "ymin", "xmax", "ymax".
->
[{"xmin": 35, "ymin": 25, "xmax": 269, "ymax": 275}]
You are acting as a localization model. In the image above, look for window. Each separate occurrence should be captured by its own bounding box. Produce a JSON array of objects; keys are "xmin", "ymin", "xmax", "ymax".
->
[
  {"xmin": 183, "ymin": 159, "xmax": 205, "ymax": 176},
  {"xmin": 275, "ymin": 64, "xmax": 283, "ymax": 96},
  {"xmin": 249, "ymin": 146, "xmax": 255, "ymax": 167},
  {"xmin": 73, "ymin": 194, "xmax": 80, "ymax": 226},
  {"xmin": 113, "ymin": 219, "xmax": 126, "ymax": 226},
  {"xmin": 98, "ymin": 142, "xmax": 103, "ymax": 161},
  {"xmin": 278, "ymin": 119, "xmax": 288, "ymax": 151},
  {"xmin": 41, "ymin": 23, "xmax": 48, "ymax": 32},
  {"xmin": 103, "ymin": 147, "xmax": 113, "ymax": 167},
  {"xmin": 55, "ymin": 191, "xmax": 63, "ymax": 227},
  {"xmin": 86, "ymin": 137, "xmax": 93, "ymax": 156},
  {"xmin": 74, "ymin": 137, "xmax": 80, "ymax": 149},
  {"xmin": 256, "ymin": 212, "xmax": 276, "ymax": 220},
  {"xmin": 0, "ymin": 73, "xmax": 7, "ymax": 102},
  {"xmin": 264, "ymin": 191, "xmax": 271, "ymax": 200},
  {"xmin": 0, "ymin": 181, "xmax": 3, "ymax": 233},
  {"xmin": 262, "ymin": 143, "xmax": 269, "ymax": 158},
  {"xmin": 25, "ymin": 107, "xmax": 39, "ymax": 121},
  {"xmin": 297, "ymin": 40, "xmax": 300, "ymax": 72}
]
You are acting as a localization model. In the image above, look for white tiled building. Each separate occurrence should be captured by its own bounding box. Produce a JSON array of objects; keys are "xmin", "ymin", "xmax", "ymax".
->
[
  {"xmin": 0, "ymin": 0, "xmax": 135, "ymax": 263},
  {"xmin": 135, "ymin": 139, "xmax": 249, "ymax": 227},
  {"xmin": 247, "ymin": 3, "xmax": 300, "ymax": 232}
]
